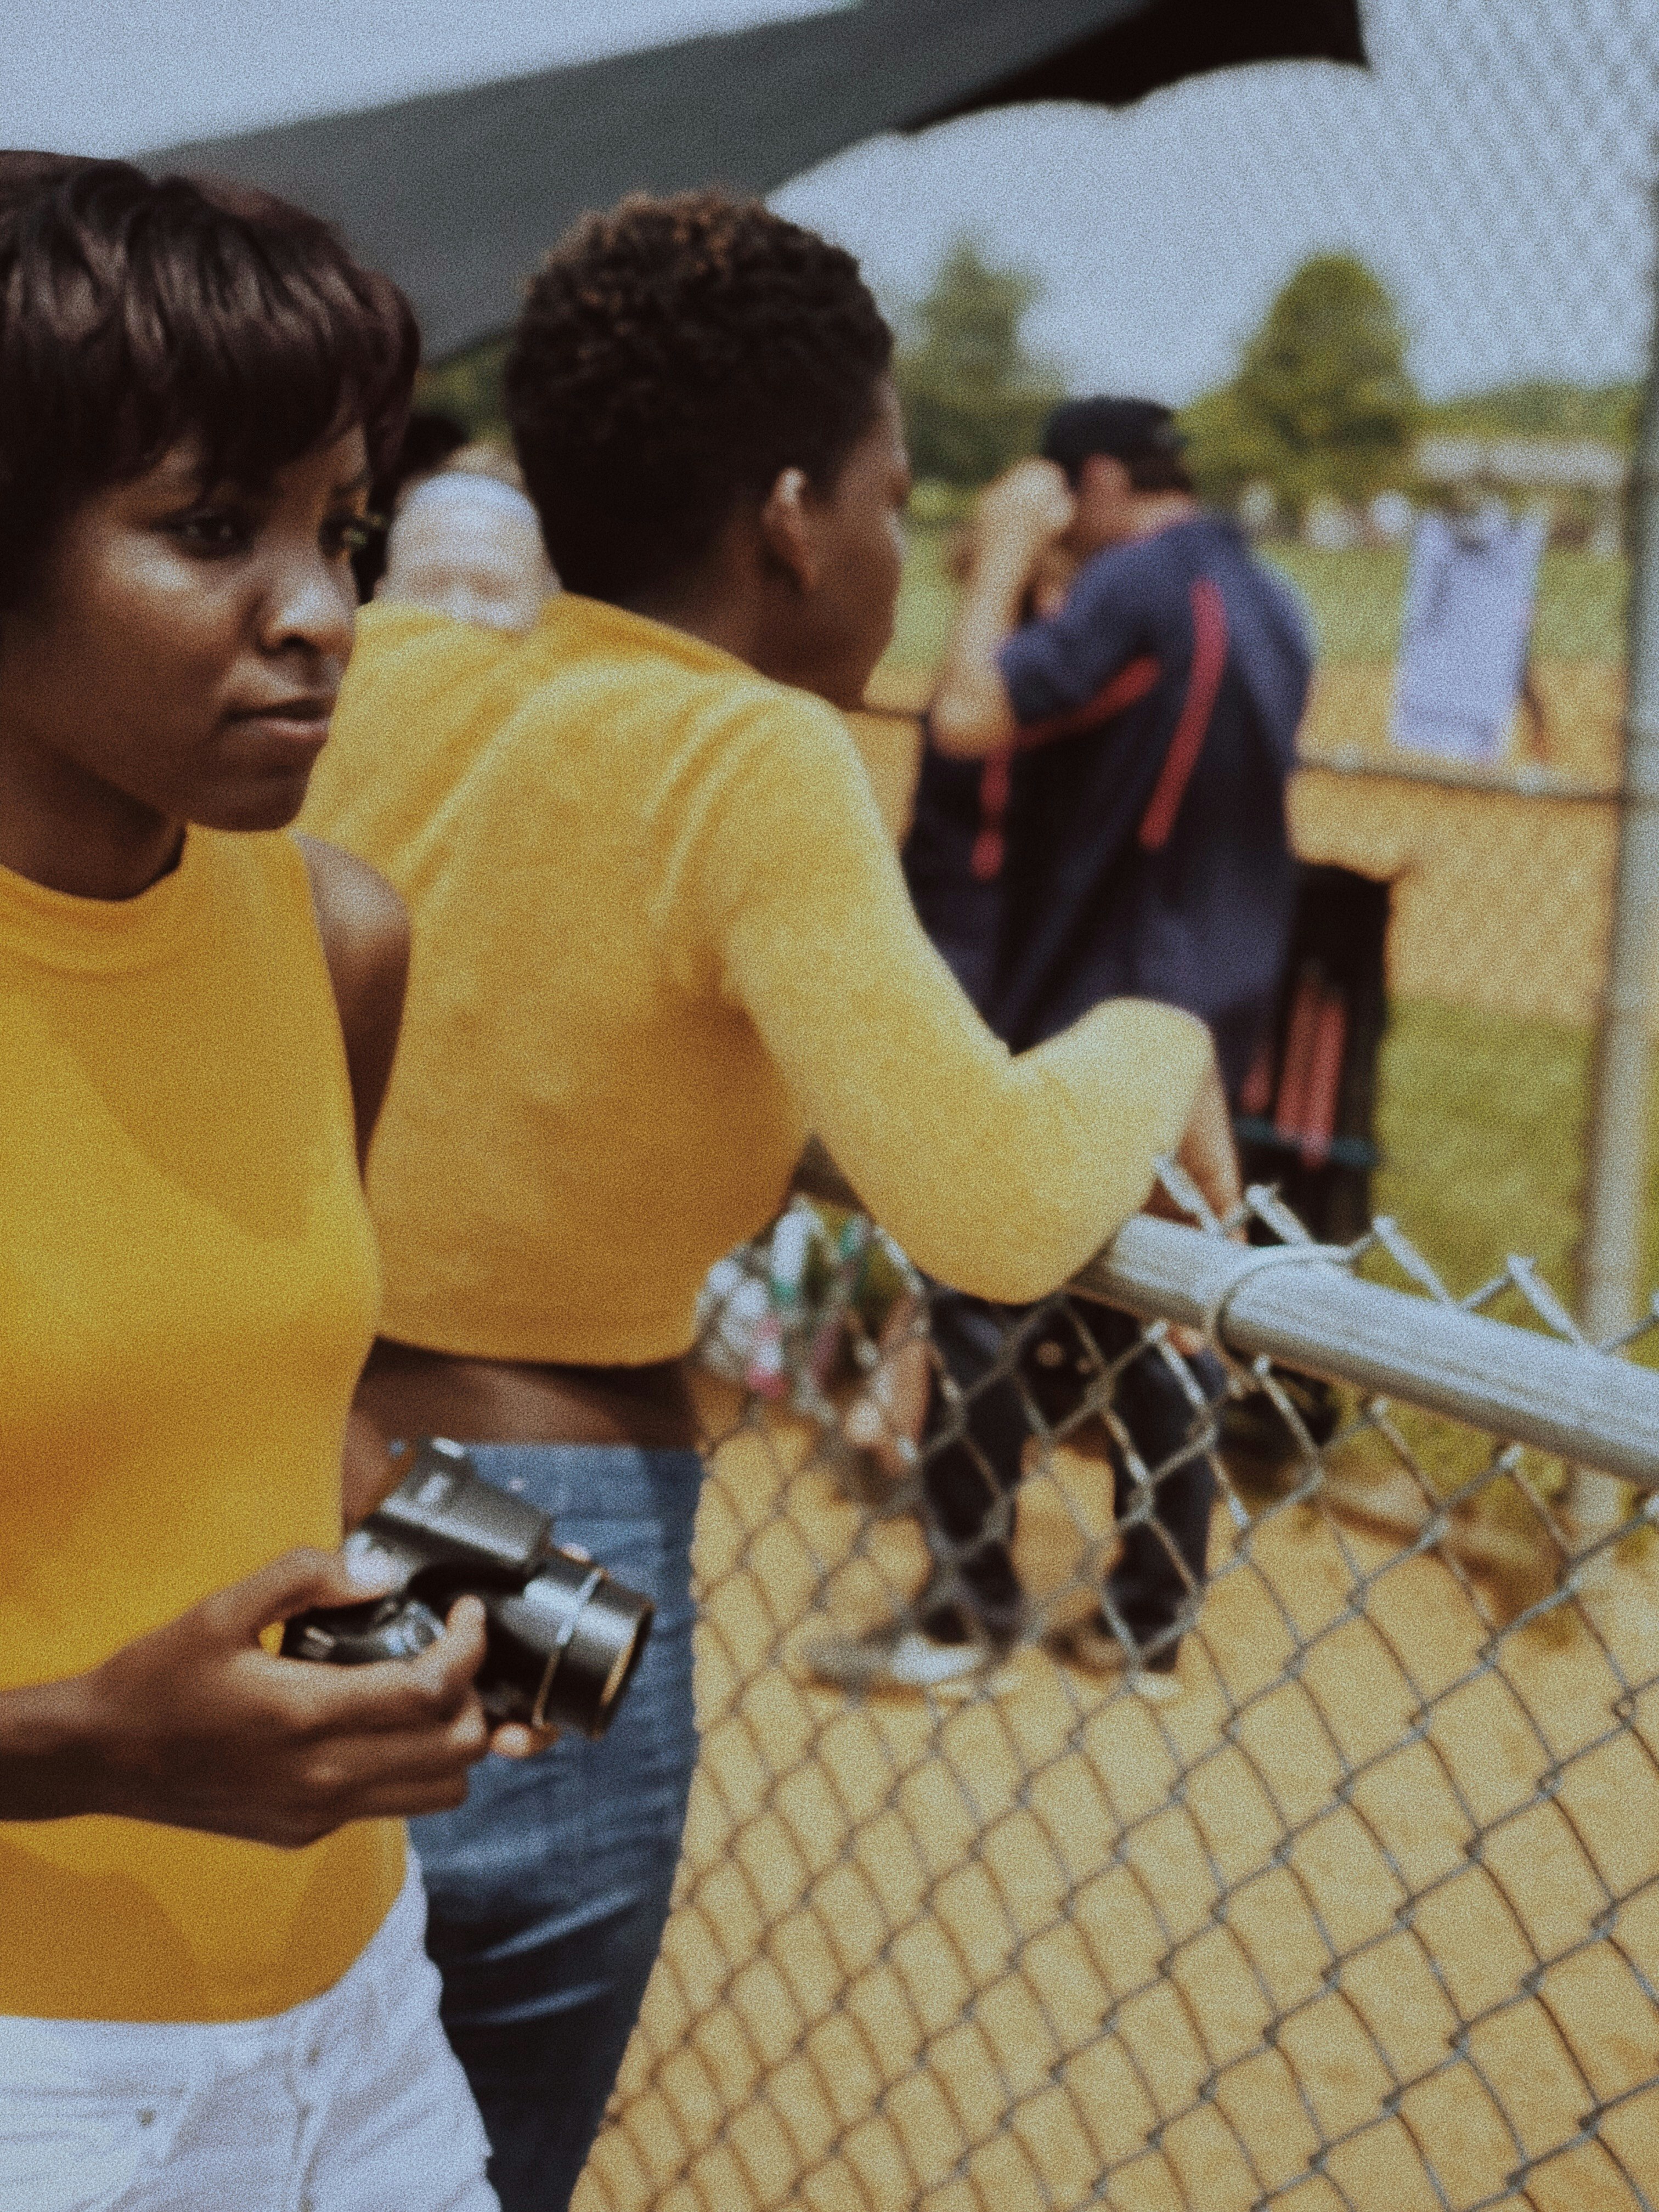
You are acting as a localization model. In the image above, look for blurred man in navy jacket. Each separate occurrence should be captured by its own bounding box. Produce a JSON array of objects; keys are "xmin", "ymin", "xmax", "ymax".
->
[{"xmin": 836, "ymin": 399, "xmax": 1312, "ymax": 1695}]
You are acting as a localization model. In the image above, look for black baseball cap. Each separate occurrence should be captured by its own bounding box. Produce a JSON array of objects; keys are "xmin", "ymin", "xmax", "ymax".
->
[{"xmin": 1040, "ymin": 396, "xmax": 1186, "ymax": 478}]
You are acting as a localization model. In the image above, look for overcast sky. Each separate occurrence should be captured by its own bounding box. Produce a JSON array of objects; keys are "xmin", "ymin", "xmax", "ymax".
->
[{"xmin": 4, "ymin": 0, "xmax": 1655, "ymax": 402}]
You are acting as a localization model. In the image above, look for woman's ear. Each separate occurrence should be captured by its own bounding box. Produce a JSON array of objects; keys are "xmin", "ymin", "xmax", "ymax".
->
[{"xmin": 759, "ymin": 467, "xmax": 819, "ymax": 594}]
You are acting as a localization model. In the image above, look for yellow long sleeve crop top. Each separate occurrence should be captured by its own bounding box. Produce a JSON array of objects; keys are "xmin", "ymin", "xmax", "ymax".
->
[
  {"xmin": 0, "ymin": 828, "xmax": 400, "ymax": 2022},
  {"xmin": 302, "ymin": 596, "xmax": 1212, "ymax": 1364}
]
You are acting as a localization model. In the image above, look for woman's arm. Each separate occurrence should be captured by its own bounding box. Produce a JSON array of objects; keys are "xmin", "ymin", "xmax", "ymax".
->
[
  {"xmin": 668, "ymin": 702, "xmax": 1224, "ymax": 1305},
  {"xmin": 929, "ymin": 460, "xmax": 1076, "ymax": 759},
  {"xmin": 296, "ymin": 832, "xmax": 411, "ymax": 1172},
  {"xmin": 296, "ymin": 834, "xmax": 413, "ymax": 1526},
  {"xmin": 295, "ymin": 835, "xmax": 421, "ymax": 1528}
]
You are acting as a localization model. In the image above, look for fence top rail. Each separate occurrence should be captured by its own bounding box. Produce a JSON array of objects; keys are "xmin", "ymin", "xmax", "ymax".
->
[
  {"xmin": 1296, "ymin": 744, "xmax": 1618, "ymax": 802},
  {"xmin": 1077, "ymin": 1214, "xmax": 1659, "ymax": 1488}
]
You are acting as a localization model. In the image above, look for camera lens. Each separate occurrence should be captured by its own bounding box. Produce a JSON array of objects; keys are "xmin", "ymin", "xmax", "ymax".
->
[{"xmin": 482, "ymin": 1550, "xmax": 654, "ymax": 1738}]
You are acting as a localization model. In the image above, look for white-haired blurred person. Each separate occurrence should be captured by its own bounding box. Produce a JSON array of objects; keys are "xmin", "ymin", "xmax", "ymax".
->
[{"xmin": 379, "ymin": 444, "xmax": 557, "ymax": 630}]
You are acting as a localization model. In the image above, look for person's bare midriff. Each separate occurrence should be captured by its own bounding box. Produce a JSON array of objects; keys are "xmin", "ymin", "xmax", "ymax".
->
[{"xmin": 354, "ymin": 1338, "xmax": 697, "ymax": 1449}]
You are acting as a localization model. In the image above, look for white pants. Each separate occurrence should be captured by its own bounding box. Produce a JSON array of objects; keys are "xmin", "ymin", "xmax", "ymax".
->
[{"xmin": 0, "ymin": 1863, "xmax": 496, "ymax": 2212}]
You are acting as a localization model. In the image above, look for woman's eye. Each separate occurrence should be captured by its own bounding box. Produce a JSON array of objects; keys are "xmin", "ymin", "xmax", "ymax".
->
[
  {"xmin": 170, "ymin": 508, "xmax": 252, "ymax": 555},
  {"xmin": 328, "ymin": 512, "xmax": 382, "ymax": 559}
]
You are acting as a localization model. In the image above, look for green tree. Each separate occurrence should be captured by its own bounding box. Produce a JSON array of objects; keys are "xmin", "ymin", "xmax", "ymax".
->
[
  {"xmin": 895, "ymin": 242, "xmax": 1062, "ymax": 490},
  {"xmin": 1177, "ymin": 383, "xmax": 1280, "ymax": 513},
  {"xmin": 1184, "ymin": 255, "xmax": 1421, "ymax": 518}
]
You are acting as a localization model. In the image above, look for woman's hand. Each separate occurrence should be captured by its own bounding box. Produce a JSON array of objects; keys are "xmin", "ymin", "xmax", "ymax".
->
[
  {"xmin": 1144, "ymin": 1056, "xmax": 1244, "ymax": 1358},
  {"xmin": 1165, "ymin": 1058, "xmax": 1244, "ymax": 1229},
  {"xmin": 3, "ymin": 1548, "xmax": 498, "ymax": 1848}
]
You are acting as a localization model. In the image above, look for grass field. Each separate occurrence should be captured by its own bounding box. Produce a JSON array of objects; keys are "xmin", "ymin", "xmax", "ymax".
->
[
  {"xmin": 1373, "ymin": 1001, "xmax": 1593, "ymax": 1299},
  {"xmin": 882, "ymin": 524, "xmax": 1629, "ymax": 674},
  {"xmin": 1261, "ymin": 545, "xmax": 1629, "ymax": 667},
  {"xmin": 1369, "ymin": 1000, "xmax": 1659, "ymax": 1369}
]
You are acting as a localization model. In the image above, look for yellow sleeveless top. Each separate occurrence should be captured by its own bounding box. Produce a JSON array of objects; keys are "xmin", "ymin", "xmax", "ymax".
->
[{"xmin": 0, "ymin": 828, "xmax": 403, "ymax": 2022}]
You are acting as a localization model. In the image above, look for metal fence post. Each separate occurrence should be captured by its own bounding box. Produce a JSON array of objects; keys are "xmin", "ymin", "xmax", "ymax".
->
[{"xmin": 1573, "ymin": 176, "xmax": 1659, "ymax": 1537}]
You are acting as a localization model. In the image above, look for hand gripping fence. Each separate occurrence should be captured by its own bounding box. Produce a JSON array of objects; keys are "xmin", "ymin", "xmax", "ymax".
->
[{"xmin": 575, "ymin": 1182, "xmax": 1659, "ymax": 2212}]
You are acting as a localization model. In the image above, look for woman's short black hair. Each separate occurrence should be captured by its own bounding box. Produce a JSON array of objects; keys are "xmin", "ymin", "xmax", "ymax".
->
[
  {"xmin": 505, "ymin": 191, "xmax": 894, "ymax": 605},
  {"xmin": 0, "ymin": 153, "xmax": 419, "ymax": 611}
]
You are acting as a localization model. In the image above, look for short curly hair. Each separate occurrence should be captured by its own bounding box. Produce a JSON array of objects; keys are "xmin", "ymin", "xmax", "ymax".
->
[
  {"xmin": 505, "ymin": 191, "xmax": 893, "ymax": 603},
  {"xmin": 0, "ymin": 153, "xmax": 417, "ymax": 612}
]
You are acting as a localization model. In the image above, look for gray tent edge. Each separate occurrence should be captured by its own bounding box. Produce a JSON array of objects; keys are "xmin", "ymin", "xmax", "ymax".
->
[{"xmin": 145, "ymin": 0, "xmax": 1363, "ymax": 360}]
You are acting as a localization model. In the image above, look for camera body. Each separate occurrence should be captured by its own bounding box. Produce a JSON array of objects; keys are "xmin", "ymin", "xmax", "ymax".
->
[{"xmin": 282, "ymin": 1439, "xmax": 654, "ymax": 1739}]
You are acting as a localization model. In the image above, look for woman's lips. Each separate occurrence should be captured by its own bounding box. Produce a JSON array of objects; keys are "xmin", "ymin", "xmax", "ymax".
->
[{"xmin": 225, "ymin": 702, "xmax": 334, "ymax": 755}]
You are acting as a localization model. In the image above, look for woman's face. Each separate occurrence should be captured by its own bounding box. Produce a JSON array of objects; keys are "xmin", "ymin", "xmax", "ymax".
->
[
  {"xmin": 0, "ymin": 426, "xmax": 369, "ymax": 897},
  {"xmin": 793, "ymin": 378, "xmax": 911, "ymax": 710}
]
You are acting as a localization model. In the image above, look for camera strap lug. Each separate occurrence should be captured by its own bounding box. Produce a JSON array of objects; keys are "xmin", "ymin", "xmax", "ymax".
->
[{"xmin": 530, "ymin": 1564, "xmax": 607, "ymax": 1730}]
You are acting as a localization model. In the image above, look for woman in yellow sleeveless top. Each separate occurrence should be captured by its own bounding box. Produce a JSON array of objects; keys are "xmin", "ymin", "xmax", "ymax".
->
[{"xmin": 0, "ymin": 156, "xmax": 523, "ymax": 2208}]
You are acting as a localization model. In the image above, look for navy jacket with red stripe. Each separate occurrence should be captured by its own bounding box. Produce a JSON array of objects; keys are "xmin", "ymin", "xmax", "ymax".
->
[{"xmin": 902, "ymin": 512, "xmax": 1312, "ymax": 1093}]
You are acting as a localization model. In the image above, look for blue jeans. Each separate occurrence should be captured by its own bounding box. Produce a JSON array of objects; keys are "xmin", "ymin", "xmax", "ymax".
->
[{"xmin": 410, "ymin": 1444, "xmax": 704, "ymax": 2212}]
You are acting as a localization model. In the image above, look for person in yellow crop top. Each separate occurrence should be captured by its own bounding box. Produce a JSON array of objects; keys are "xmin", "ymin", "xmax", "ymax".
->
[
  {"xmin": 304, "ymin": 190, "xmax": 1240, "ymax": 2212},
  {"xmin": 0, "ymin": 155, "xmax": 528, "ymax": 2208}
]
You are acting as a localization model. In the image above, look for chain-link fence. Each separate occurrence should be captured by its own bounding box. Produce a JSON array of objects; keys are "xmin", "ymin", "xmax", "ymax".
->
[{"xmin": 576, "ymin": 1178, "xmax": 1659, "ymax": 2211}]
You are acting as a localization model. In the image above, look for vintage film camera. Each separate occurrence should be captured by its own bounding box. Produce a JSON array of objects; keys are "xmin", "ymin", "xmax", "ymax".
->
[{"xmin": 283, "ymin": 1438, "xmax": 654, "ymax": 1739}]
